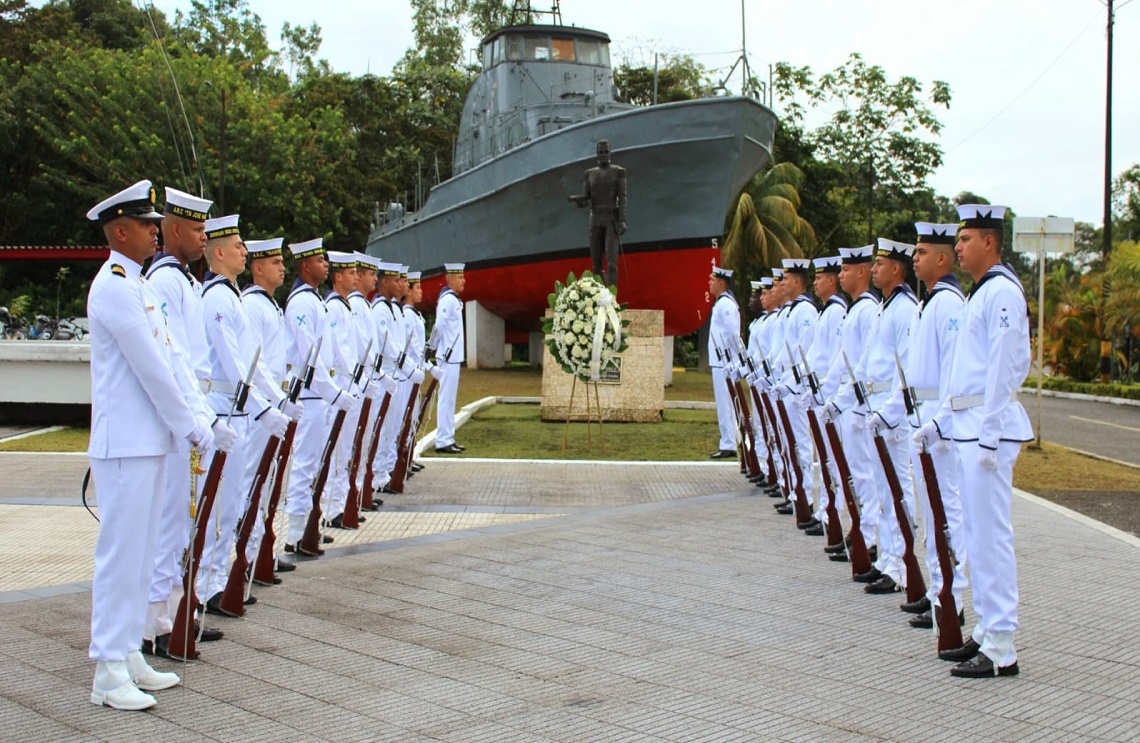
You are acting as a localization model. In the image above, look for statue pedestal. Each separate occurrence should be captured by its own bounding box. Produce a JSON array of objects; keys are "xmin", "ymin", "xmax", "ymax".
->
[{"xmin": 541, "ymin": 309, "xmax": 664, "ymax": 422}]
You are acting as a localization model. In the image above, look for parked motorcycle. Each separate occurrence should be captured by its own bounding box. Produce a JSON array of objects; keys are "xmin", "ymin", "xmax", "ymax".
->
[
  {"xmin": 0, "ymin": 307, "xmax": 27, "ymax": 340},
  {"xmin": 27, "ymin": 314, "xmax": 56, "ymax": 340},
  {"xmin": 54, "ymin": 317, "xmax": 86, "ymax": 341}
]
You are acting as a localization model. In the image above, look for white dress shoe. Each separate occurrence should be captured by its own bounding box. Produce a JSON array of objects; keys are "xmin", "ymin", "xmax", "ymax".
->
[
  {"xmin": 126, "ymin": 650, "xmax": 180, "ymax": 691},
  {"xmin": 91, "ymin": 661, "xmax": 157, "ymax": 710}
]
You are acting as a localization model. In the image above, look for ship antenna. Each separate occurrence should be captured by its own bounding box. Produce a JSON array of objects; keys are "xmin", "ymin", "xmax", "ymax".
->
[
  {"xmin": 509, "ymin": 1, "xmax": 562, "ymax": 25},
  {"xmin": 713, "ymin": 0, "xmax": 765, "ymax": 102}
]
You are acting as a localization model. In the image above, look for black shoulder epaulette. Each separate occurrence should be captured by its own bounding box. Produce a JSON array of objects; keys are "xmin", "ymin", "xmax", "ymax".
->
[{"xmin": 111, "ymin": 264, "xmax": 126, "ymax": 278}]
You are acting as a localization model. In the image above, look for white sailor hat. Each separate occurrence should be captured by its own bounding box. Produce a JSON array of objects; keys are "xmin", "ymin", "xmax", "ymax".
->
[
  {"xmin": 288, "ymin": 237, "xmax": 325, "ymax": 260},
  {"xmin": 356, "ymin": 253, "xmax": 381, "ymax": 271},
  {"xmin": 327, "ymin": 250, "xmax": 356, "ymax": 268},
  {"xmin": 760, "ymin": 277, "xmax": 774, "ymax": 288},
  {"xmin": 749, "ymin": 280, "xmax": 762, "ymax": 291},
  {"xmin": 915, "ymin": 222, "xmax": 959, "ymax": 245},
  {"xmin": 407, "ymin": 270, "xmax": 422, "ymax": 282},
  {"xmin": 876, "ymin": 238, "xmax": 915, "ymax": 262},
  {"xmin": 839, "ymin": 245, "xmax": 874, "ymax": 265},
  {"xmin": 771, "ymin": 267, "xmax": 784, "ymax": 279},
  {"xmin": 86, "ymin": 180, "xmax": 164, "ymax": 224},
  {"xmin": 711, "ymin": 266, "xmax": 733, "ymax": 280},
  {"xmin": 398, "ymin": 265, "xmax": 410, "ymax": 278},
  {"xmin": 352, "ymin": 251, "xmax": 370, "ymax": 268},
  {"xmin": 377, "ymin": 261, "xmax": 402, "ymax": 277},
  {"xmin": 957, "ymin": 204, "xmax": 1007, "ymax": 229},
  {"xmin": 163, "ymin": 187, "xmax": 212, "ymax": 222},
  {"xmin": 444, "ymin": 262, "xmax": 465, "ymax": 273},
  {"xmin": 204, "ymin": 214, "xmax": 240, "ymax": 239},
  {"xmin": 781, "ymin": 258, "xmax": 810, "ymax": 275},
  {"xmin": 812, "ymin": 256, "xmax": 842, "ymax": 274},
  {"xmin": 246, "ymin": 238, "xmax": 283, "ymax": 259}
]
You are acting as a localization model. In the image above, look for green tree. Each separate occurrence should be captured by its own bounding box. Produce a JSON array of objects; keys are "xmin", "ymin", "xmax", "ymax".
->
[{"xmin": 614, "ymin": 54, "xmax": 712, "ymax": 106}]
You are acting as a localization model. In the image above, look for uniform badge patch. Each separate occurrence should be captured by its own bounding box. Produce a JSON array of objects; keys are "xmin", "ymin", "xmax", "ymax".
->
[{"xmin": 110, "ymin": 264, "xmax": 126, "ymax": 278}]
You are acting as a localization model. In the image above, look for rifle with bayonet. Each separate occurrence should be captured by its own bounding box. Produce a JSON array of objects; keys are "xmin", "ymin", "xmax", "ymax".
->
[
  {"xmin": 727, "ymin": 338, "xmax": 764, "ymax": 479},
  {"xmin": 798, "ymin": 345, "xmax": 847, "ymax": 550},
  {"xmin": 897, "ymin": 352, "xmax": 963, "ymax": 651},
  {"xmin": 360, "ymin": 328, "xmax": 393, "ymax": 507},
  {"xmin": 168, "ymin": 347, "xmax": 259, "ymax": 661},
  {"xmin": 252, "ymin": 338, "xmax": 321, "ymax": 585},
  {"xmin": 777, "ymin": 340, "xmax": 813, "ymax": 527},
  {"xmin": 340, "ymin": 337, "xmax": 376, "ymax": 528},
  {"xmin": 734, "ymin": 339, "xmax": 779, "ymax": 489},
  {"xmin": 755, "ymin": 353, "xmax": 793, "ymax": 499},
  {"xmin": 298, "ymin": 337, "xmax": 372, "ymax": 556},
  {"xmin": 712, "ymin": 336, "xmax": 748, "ymax": 469},
  {"xmin": 386, "ymin": 333, "xmax": 421, "ymax": 494},
  {"xmin": 844, "ymin": 350, "xmax": 926, "ymax": 603}
]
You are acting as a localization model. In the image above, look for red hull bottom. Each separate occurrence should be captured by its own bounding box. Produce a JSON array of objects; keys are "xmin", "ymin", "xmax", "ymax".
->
[{"xmin": 418, "ymin": 245, "xmax": 721, "ymax": 337}]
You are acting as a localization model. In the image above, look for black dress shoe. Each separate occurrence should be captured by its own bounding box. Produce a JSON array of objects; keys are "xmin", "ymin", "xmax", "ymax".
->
[
  {"xmin": 773, "ymin": 499, "xmax": 791, "ymax": 510},
  {"xmin": 939, "ymin": 638, "xmax": 981, "ymax": 662},
  {"xmin": 252, "ymin": 574, "xmax": 282, "ymax": 586},
  {"xmin": 901, "ymin": 596, "xmax": 931, "ymax": 614},
  {"xmin": 205, "ymin": 592, "xmax": 240, "ymax": 618},
  {"xmin": 411, "ymin": 463, "xmax": 424, "ymax": 472},
  {"xmin": 823, "ymin": 541, "xmax": 847, "ymax": 555},
  {"xmin": 275, "ymin": 560, "xmax": 296, "ymax": 572},
  {"xmin": 709, "ymin": 449, "xmax": 737, "ymax": 460},
  {"xmin": 141, "ymin": 634, "xmax": 172, "ymax": 658},
  {"xmin": 366, "ymin": 500, "xmax": 383, "ymax": 511},
  {"xmin": 909, "ymin": 610, "xmax": 933, "ymax": 629},
  {"xmin": 195, "ymin": 622, "xmax": 223, "ymax": 642},
  {"xmin": 868, "ymin": 545, "xmax": 878, "ymax": 563},
  {"xmin": 322, "ymin": 534, "xmax": 334, "ymax": 544},
  {"xmin": 765, "ymin": 487, "xmax": 784, "ymax": 498},
  {"xmin": 328, "ymin": 514, "xmax": 357, "ymax": 530},
  {"xmin": 284, "ymin": 542, "xmax": 295, "ymax": 553},
  {"xmin": 435, "ymin": 444, "xmax": 463, "ymax": 454},
  {"xmin": 865, "ymin": 575, "xmax": 901, "ymax": 594},
  {"xmin": 774, "ymin": 503, "xmax": 794, "ymax": 515},
  {"xmin": 852, "ymin": 567, "xmax": 882, "ymax": 583},
  {"xmin": 951, "ymin": 653, "xmax": 1019, "ymax": 678},
  {"xmin": 934, "ymin": 606, "xmax": 967, "ymax": 627},
  {"xmin": 797, "ymin": 518, "xmax": 820, "ymax": 531},
  {"xmin": 803, "ymin": 523, "xmax": 825, "ymax": 536},
  {"xmin": 244, "ymin": 594, "xmax": 257, "ymax": 606},
  {"xmin": 827, "ymin": 551, "xmax": 849, "ymax": 562},
  {"xmin": 453, "ymin": 443, "xmax": 465, "ymax": 451}
]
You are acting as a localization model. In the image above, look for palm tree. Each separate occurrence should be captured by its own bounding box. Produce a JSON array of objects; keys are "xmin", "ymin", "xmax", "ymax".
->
[{"xmin": 721, "ymin": 162, "xmax": 816, "ymax": 287}]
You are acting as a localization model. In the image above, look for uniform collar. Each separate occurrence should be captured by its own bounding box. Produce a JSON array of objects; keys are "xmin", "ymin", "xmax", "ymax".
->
[{"xmin": 109, "ymin": 250, "xmax": 142, "ymax": 277}]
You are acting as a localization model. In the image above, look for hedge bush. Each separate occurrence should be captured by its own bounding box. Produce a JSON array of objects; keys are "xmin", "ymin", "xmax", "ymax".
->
[{"xmin": 1023, "ymin": 377, "xmax": 1140, "ymax": 401}]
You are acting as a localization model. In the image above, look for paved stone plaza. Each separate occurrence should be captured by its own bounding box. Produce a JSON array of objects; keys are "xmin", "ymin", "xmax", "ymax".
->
[{"xmin": 1, "ymin": 457, "xmax": 1139, "ymax": 741}]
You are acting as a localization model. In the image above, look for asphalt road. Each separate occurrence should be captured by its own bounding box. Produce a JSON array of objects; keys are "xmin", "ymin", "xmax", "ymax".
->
[{"xmin": 1029, "ymin": 393, "xmax": 1140, "ymax": 466}]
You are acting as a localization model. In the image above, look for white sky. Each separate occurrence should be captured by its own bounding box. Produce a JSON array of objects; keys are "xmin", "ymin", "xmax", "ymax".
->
[{"xmin": 143, "ymin": 0, "xmax": 1140, "ymax": 227}]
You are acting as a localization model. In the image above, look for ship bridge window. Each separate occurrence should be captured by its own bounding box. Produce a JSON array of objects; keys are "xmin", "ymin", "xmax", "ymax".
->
[
  {"xmin": 507, "ymin": 35, "xmax": 522, "ymax": 60},
  {"xmin": 524, "ymin": 35, "xmax": 551, "ymax": 60},
  {"xmin": 551, "ymin": 37, "xmax": 575, "ymax": 61},
  {"xmin": 577, "ymin": 40, "xmax": 608, "ymax": 67}
]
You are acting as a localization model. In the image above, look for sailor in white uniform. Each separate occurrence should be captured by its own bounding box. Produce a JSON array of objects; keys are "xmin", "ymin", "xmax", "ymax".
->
[
  {"xmin": 903, "ymin": 222, "xmax": 969, "ymax": 630},
  {"xmin": 433, "ymin": 263, "xmax": 467, "ymax": 453},
  {"xmin": 142, "ymin": 187, "xmax": 227, "ymax": 657},
  {"xmin": 283, "ymin": 238, "xmax": 354, "ymax": 556},
  {"xmin": 349, "ymin": 253, "xmax": 384, "ymax": 505},
  {"xmin": 322, "ymin": 251, "xmax": 365, "ymax": 527},
  {"xmin": 707, "ymin": 266, "xmax": 741, "ymax": 458},
  {"xmin": 85, "ymin": 180, "xmax": 218, "ymax": 710},
  {"xmin": 917, "ymin": 204, "xmax": 1032, "ymax": 678},
  {"xmin": 197, "ymin": 215, "xmax": 289, "ymax": 614},
  {"xmin": 820, "ymin": 245, "xmax": 881, "ymax": 565}
]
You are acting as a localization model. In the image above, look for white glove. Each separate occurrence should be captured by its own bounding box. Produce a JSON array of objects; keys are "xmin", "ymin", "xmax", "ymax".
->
[
  {"xmin": 429, "ymin": 364, "xmax": 444, "ymax": 381},
  {"xmin": 912, "ymin": 421, "xmax": 940, "ymax": 452},
  {"xmin": 363, "ymin": 382, "xmax": 382, "ymax": 402},
  {"xmin": 333, "ymin": 390, "xmax": 358, "ymax": 412},
  {"xmin": 257, "ymin": 406, "xmax": 289, "ymax": 438},
  {"xmin": 865, "ymin": 412, "xmax": 887, "ymax": 437},
  {"xmin": 189, "ymin": 422, "xmax": 214, "ymax": 456},
  {"xmin": 795, "ymin": 390, "xmax": 813, "ymax": 409},
  {"xmin": 377, "ymin": 373, "xmax": 398, "ymax": 396},
  {"xmin": 211, "ymin": 418, "xmax": 238, "ymax": 453},
  {"xmin": 980, "ymin": 447, "xmax": 999, "ymax": 472},
  {"xmin": 283, "ymin": 399, "xmax": 304, "ymax": 422},
  {"xmin": 821, "ymin": 401, "xmax": 841, "ymax": 423},
  {"xmin": 409, "ymin": 368, "xmax": 425, "ymax": 385}
]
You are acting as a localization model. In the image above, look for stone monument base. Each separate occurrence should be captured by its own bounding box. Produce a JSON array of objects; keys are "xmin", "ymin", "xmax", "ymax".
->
[{"xmin": 541, "ymin": 309, "xmax": 664, "ymax": 423}]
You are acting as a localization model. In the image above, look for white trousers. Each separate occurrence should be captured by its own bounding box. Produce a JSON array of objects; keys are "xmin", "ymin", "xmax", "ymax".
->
[
  {"xmin": 237, "ymin": 421, "xmax": 277, "ymax": 564},
  {"xmin": 710, "ymin": 367, "xmax": 736, "ymax": 452},
  {"xmin": 869, "ymin": 426, "xmax": 917, "ymax": 585},
  {"xmin": 780, "ymin": 399, "xmax": 814, "ymax": 509},
  {"xmin": 144, "ymin": 442, "xmax": 192, "ymax": 641},
  {"xmin": 840, "ymin": 411, "xmax": 879, "ymax": 549},
  {"xmin": 434, "ymin": 363, "xmax": 461, "ymax": 448},
  {"xmin": 747, "ymin": 388, "xmax": 770, "ymax": 478},
  {"xmin": 910, "ymin": 435, "xmax": 968, "ymax": 610},
  {"xmin": 327, "ymin": 397, "xmax": 362, "ymax": 519},
  {"xmin": 354, "ymin": 397, "xmax": 383, "ymax": 494},
  {"xmin": 89, "ymin": 455, "xmax": 166, "ymax": 662},
  {"xmin": 195, "ymin": 415, "xmax": 250, "ymax": 603},
  {"xmin": 959, "ymin": 441, "xmax": 1021, "ymax": 665},
  {"xmin": 812, "ymin": 411, "xmax": 846, "ymax": 525},
  {"xmin": 285, "ymin": 399, "xmax": 335, "ymax": 524},
  {"xmin": 380, "ymin": 381, "xmax": 412, "ymax": 474}
]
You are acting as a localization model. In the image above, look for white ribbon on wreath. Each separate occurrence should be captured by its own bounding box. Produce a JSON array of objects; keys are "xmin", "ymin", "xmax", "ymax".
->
[{"xmin": 589, "ymin": 287, "xmax": 622, "ymax": 381}]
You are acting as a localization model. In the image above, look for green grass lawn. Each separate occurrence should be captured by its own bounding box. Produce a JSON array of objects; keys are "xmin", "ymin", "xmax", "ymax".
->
[
  {"xmin": 453, "ymin": 364, "xmax": 716, "ymax": 407},
  {"xmin": 423, "ymin": 403, "xmax": 724, "ymax": 461},
  {"xmin": 0, "ymin": 427, "xmax": 90, "ymax": 452}
]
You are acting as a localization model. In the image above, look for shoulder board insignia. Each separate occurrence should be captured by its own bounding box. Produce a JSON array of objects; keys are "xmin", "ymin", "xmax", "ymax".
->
[{"xmin": 111, "ymin": 264, "xmax": 126, "ymax": 278}]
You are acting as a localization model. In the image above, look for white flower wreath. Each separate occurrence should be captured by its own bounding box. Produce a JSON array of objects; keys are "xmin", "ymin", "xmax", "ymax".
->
[{"xmin": 544, "ymin": 271, "xmax": 629, "ymax": 382}]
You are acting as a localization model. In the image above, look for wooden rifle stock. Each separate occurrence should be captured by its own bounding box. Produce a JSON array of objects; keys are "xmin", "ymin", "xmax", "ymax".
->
[
  {"xmin": 252, "ymin": 420, "xmax": 296, "ymax": 585},
  {"xmin": 414, "ymin": 376, "xmax": 439, "ymax": 436},
  {"xmin": 775, "ymin": 398, "xmax": 813, "ymax": 526},
  {"xmin": 823, "ymin": 420, "xmax": 874, "ymax": 576},
  {"xmin": 872, "ymin": 432, "xmax": 927, "ymax": 603},
  {"xmin": 219, "ymin": 433, "xmax": 280, "ymax": 616},
  {"xmin": 298, "ymin": 408, "xmax": 348, "ymax": 555},
  {"xmin": 167, "ymin": 450, "xmax": 226, "ymax": 661},
  {"xmin": 918, "ymin": 448, "xmax": 963, "ymax": 651},
  {"xmin": 759, "ymin": 392, "xmax": 792, "ymax": 496},
  {"xmin": 360, "ymin": 392, "xmax": 392, "ymax": 504},
  {"xmin": 734, "ymin": 380, "xmax": 763, "ymax": 478},
  {"xmin": 388, "ymin": 381, "xmax": 422, "ymax": 494},
  {"xmin": 748, "ymin": 386, "xmax": 778, "ymax": 487},
  {"xmin": 341, "ymin": 396, "xmax": 372, "ymax": 528},
  {"xmin": 805, "ymin": 408, "xmax": 846, "ymax": 548},
  {"xmin": 722, "ymin": 375, "xmax": 748, "ymax": 472}
]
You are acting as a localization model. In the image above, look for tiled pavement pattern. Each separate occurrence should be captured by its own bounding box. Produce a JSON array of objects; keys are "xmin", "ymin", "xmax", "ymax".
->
[{"xmin": 1, "ymin": 456, "xmax": 1140, "ymax": 740}]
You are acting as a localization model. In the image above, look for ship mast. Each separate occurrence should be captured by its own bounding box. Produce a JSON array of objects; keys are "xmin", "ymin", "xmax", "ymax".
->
[{"xmin": 509, "ymin": 1, "xmax": 562, "ymax": 26}]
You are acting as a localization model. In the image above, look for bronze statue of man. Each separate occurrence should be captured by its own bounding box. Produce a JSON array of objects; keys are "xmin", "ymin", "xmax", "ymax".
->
[{"xmin": 569, "ymin": 140, "xmax": 627, "ymax": 287}]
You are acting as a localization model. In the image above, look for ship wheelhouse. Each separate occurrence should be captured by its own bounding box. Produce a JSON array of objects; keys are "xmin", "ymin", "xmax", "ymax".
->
[{"xmin": 454, "ymin": 24, "xmax": 633, "ymax": 174}]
